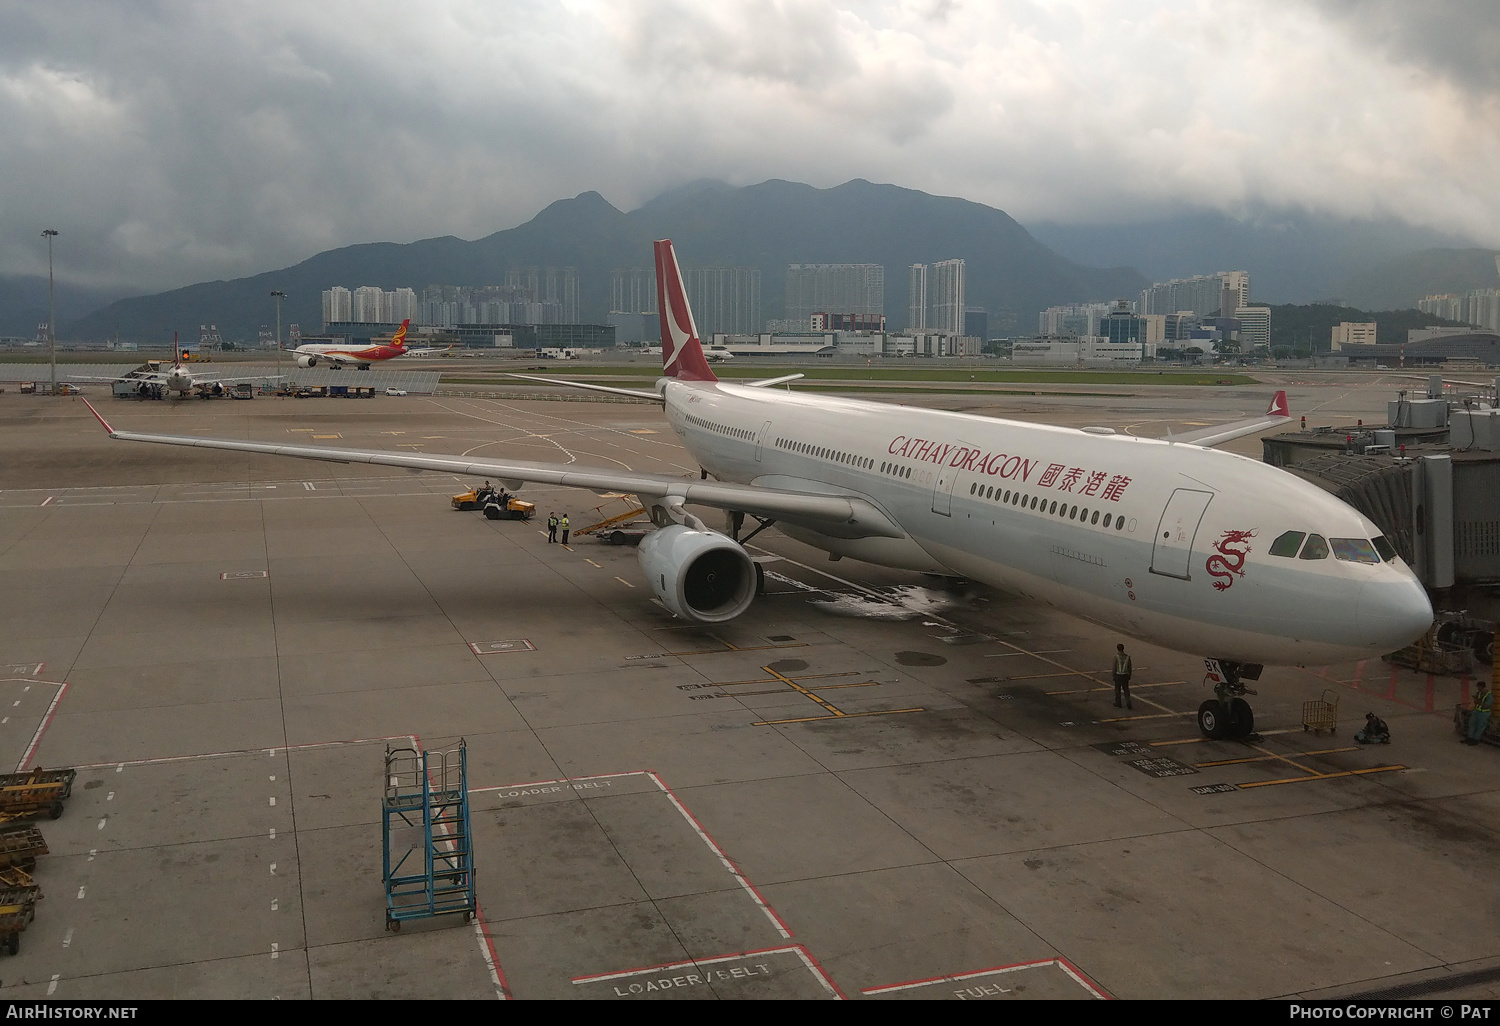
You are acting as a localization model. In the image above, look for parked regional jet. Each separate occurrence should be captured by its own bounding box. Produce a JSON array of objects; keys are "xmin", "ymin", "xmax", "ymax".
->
[
  {"xmin": 289, "ymin": 320, "xmax": 450, "ymax": 370},
  {"xmin": 80, "ymin": 241, "xmax": 1432, "ymax": 739},
  {"xmin": 73, "ymin": 335, "xmax": 282, "ymax": 398}
]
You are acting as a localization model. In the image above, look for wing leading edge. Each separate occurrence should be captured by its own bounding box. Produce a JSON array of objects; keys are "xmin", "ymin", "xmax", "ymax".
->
[{"xmin": 79, "ymin": 398, "xmax": 903, "ymax": 540}]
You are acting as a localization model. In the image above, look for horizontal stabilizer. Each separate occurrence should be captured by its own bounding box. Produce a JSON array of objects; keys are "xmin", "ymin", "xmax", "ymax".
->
[{"xmin": 1167, "ymin": 390, "xmax": 1290, "ymax": 447}]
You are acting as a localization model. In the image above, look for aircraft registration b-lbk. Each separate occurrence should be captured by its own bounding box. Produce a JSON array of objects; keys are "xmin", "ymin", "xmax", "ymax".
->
[{"xmin": 81, "ymin": 240, "xmax": 1433, "ymax": 739}]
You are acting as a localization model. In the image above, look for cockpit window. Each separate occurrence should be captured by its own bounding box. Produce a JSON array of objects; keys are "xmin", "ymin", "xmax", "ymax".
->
[
  {"xmin": 1330, "ymin": 538, "xmax": 1381, "ymax": 564},
  {"xmin": 1299, "ymin": 534, "xmax": 1330, "ymax": 560},
  {"xmin": 1372, "ymin": 536, "xmax": 1399, "ymax": 562},
  {"xmin": 1269, "ymin": 531, "xmax": 1306, "ymax": 557}
]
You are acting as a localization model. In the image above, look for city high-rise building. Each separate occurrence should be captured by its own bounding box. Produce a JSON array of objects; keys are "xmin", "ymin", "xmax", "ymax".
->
[
  {"xmin": 930, "ymin": 259, "xmax": 966, "ymax": 335},
  {"xmin": 684, "ymin": 267, "xmax": 761, "ymax": 336},
  {"xmin": 907, "ymin": 264, "xmax": 928, "ymax": 330},
  {"xmin": 1039, "ymin": 302, "xmax": 1115, "ymax": 337},
  {"xmin": 1330, "ymin": 321, "xmax": 1378, "ymax": 350},
  {"xmin": 505, "ymin": 268, "xmax": 578, "ymax": 323},
  {"xmin": 389, "ymin": 288, "xmax": 417, "ymax": 324},
  {"xmin": 784, "ymin": 264, "xmax": 884, "ymax": 322},
  {"xmin": 1235, "ymin": 305, "xmax": 1272, "ymax": 351},
  {"xmin": 1138, "ymin": 271, "xmax": 1250, "ymax": 317},
  {"xmin": 610, "ymin": 268, "xmax": 658, "ymax": 315},
  {"xmin": 321, "ymin": 287, "xmax": 352, "ymax": 327},
  {"xmin": 352, "ymin": 286, "xmax": 386, "ymax": 323},
  {"xmin": 1419, "ymin": 290, "xmax": 1500, "ymax": 331}
]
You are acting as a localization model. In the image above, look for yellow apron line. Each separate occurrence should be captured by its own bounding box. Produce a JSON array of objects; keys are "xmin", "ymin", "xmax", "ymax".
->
[
  {"xmin": 1250, "ymin": 743, "xmax": 1320, "ymax": 776},
  {"xmin": 714, "ymin": 671, "xmax": 859, "ymax": 688},
  {"xmin": 1047, "ymin": 680, "xmax": 1184, "ymax": 696},
  {"xmin": 753, "ymin": 708, "xmax": 925, "ymax": 726},
  {"xmin": 764, "ymin": 666, "xmax": 844, "ymax": 717},
  {"xmin": 716, "ymin": 643, "xmax": 809, "ymax": 653},
  {"xmin": 1149, "ymin": 726, "xmax": 1305, "ymax": 747},
  {"xmin": 1237, "ymin": 765, "xmax": 1407, "ymax": 789},
  {"xmin": 1098, "ymin": 711, "xmax": 1194, "ymax": 723},
  {"xmin": 1195, "ymin": 746, "xmax": 1358, "ymax": 768}
]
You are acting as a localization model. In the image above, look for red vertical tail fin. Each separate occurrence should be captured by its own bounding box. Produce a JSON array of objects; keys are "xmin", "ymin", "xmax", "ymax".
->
[
  {"xmin": 391, "ymin": 319, "xmax": 410, "ymax": 350},
  {"xmin": 653, "ymin": 240, "xmax": 717, "ymax": 382}
]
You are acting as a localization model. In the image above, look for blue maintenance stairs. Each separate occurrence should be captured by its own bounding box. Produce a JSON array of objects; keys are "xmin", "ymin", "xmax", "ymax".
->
[{"xmin": 382, "ymin": 740, "xmax": 476, "ymax": 931}]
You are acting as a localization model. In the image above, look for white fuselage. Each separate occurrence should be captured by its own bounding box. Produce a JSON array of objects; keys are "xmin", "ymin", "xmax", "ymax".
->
[{"xmin": 663, "ymin": 379, "xmax": 1432, "ymax": 666}]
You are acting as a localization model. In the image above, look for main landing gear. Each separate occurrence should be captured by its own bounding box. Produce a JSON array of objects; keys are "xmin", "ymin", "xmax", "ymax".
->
[{"xmin": 1197, "ymin": 659, "xmax": 1263, "ymax": 740}]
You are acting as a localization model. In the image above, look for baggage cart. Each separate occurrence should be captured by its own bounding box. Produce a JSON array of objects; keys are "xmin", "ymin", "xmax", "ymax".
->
[
  {"xmin": 0, "ymin": 893, "xmax": 36, "ymax": 955},
  {"xmin": 0, "ymin": 828, "xmax": 49, "ymax": 872},
  {"xmin": 0, "ymin": 768, "xmax": 76, "ymax": 800},
  {"xmin": 1302, "ymin": 689, "xmax": 1339, "ymax": 735}
]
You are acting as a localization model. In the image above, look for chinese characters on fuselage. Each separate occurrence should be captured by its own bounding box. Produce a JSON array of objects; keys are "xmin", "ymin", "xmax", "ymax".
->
[{"xmin": 886, "ymin": 435, "xmax": 1131, "ymax": 501}]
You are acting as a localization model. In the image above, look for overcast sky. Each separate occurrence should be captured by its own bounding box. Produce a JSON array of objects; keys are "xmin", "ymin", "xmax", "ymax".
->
[{"xmin": 3, "ymin": 0, "xmax": 1497, "ymax": 293}]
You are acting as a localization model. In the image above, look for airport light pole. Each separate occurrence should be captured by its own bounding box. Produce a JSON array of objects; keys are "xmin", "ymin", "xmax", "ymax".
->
[
  {"xmin": 270, "ymin": 290, "xmax": 286, "ymax": 385},
  {"xmin": 42, "ymin": 229, "xmax": 58, "ymax": 395}
]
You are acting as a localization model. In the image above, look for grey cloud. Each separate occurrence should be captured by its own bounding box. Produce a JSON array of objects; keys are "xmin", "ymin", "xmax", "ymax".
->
[
  {"xmin": 1299, "ymin": 0, "xmax": 1500, "ymax": 95},
  {"xmin": 1, "ymin": 1, "xmax": 1497, "ymax": 297}
]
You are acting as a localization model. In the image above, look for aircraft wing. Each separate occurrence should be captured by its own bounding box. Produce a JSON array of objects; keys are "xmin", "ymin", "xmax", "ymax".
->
[
  {"xmin": 504, "ymin": 373, "xmax": 664, "ymax": 401},
  {"xmin": 69, "ymin": 373, "xmax": 165, "ymax": 384},
  {"xmin": 80, "ymin": 399, "xmax": 903, "ymax": 539},
  {"xmin": 1164, "ymin": 390, "xmax": 1290, "ymax": 447},
  {"xmin": 198, "ymin": 374, "xmax": 285, "ymax": 384}
]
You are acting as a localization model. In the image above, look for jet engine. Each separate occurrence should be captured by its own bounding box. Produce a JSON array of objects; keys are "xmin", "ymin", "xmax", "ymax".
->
[
  {"xmin": 296, "ymin": 354, "xmax": 318, "ymax": 369},
  {"xmin": 637, "ymin": 523, "xmax": 757, "ymax": 623}
]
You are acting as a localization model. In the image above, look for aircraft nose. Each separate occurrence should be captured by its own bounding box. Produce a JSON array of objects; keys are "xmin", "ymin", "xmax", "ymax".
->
[{"xmin": 1357, "ymin": 575, "xmax": 1433, "ymax": 649}]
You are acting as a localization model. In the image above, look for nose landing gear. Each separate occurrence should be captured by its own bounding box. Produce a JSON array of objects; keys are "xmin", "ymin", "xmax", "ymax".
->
[{"xmin": 1197, "ymin": 659, "xmax": 1262, "ymax": 740}]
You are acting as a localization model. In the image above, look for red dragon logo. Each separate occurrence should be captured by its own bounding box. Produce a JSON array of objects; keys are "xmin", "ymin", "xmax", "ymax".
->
[{"xmin": 1206, "ymin": 529, "xmax": 1257, "ymax": 591}]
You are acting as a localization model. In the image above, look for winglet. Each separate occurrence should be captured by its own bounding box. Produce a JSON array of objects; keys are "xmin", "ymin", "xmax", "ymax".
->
[
  {"xmin": 81, "ymin": 397, "xmax": 116, "ymax": 436},
  {"xmin": 653, "ymin": 240, "xmax": 717, "ymax": 383},
  {"xmin": 1267, "ymin": 390, "xmax": 1289, "ymax": 417}
]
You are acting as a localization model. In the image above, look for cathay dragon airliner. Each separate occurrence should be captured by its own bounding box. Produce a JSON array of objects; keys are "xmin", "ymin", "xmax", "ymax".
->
[{"xmin": 81, "ymin": 240, "xmax": 1432, "ymax": 739}]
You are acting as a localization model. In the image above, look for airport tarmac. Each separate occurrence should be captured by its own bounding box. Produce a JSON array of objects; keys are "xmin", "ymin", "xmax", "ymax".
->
[{"xmin": 0, "ymin": 374, "xmax": 1495, "ymax": 1000}]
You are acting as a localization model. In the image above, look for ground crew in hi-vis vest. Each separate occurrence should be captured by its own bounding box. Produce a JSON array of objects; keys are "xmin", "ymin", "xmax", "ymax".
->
[
  {"xmin": 1113, "ymin": 644, "xmax": 1133, "ymax": 710},
  {"xmin": 1463, "ymin": 680, "xmax": 1492, "ymax": 746},
  {"xmin": 546, "ymin": 513, "xmax": 558, "ymax": 543},
  {"xmin": 559, "ymin": 514, "xmax": 570, "ymax": 546}
]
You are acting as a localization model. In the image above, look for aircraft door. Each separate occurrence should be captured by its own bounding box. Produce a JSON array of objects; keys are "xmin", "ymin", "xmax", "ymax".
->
[
  {"xmin": 930, "ymin": 440, "xmax": 973, "ymax": 517},
  {"xmin": 755, "ymin": 420, "xmax": 772, "ymax": 462},
  {"xmin": 1150, "ymin": 488, "xmax": 1214, "ymax": 580}
]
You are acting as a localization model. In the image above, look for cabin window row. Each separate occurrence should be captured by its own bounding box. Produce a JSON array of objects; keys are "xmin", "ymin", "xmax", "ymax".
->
[
  {"xmin": 968, "ymin": 481, "xmax": 1125, "ymax": 529},
  {"xmin": 1268, "ymin": 531, "xmax": 1397, "ymax": 564},
  {"xmin": 687, "ymin": 414, "xmax": 754, "ymax": 441},
  {"xmin": 879, "ymin": 461, "xmax": 912, "ymax": 479},
  {"xmin": 777, "ymin": 437, "xmax": 874, "ymax": 469}
]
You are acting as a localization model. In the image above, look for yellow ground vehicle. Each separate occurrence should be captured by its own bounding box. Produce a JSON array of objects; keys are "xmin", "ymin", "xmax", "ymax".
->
[{"xmin": 451, "ymin": 489, "xmax": 535, "ymax": 521}]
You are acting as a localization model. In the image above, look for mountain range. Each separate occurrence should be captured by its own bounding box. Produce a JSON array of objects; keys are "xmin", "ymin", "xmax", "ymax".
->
[
  {"xmin": 64, "ymin": 179, "xmax": 1148, "ymax": 343},
  {"xmin": 1027, "ymin": 209, "xmax": 1489, "ymax": 307},
  {"xmin": 28, "ymin": 181, "xmax": 1500, "ymax": 343}
]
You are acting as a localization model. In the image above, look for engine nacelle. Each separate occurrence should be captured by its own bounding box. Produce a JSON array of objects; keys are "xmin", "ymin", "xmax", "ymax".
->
[
  {"xmin": 296, "ymin": 354, "xmax": 318, "ymax": 368},
  {"xmin": 637, "ymin": 524, "xmax": 757, "ymax": 623}
]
